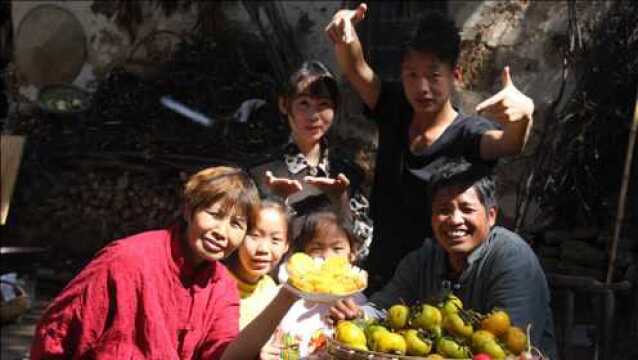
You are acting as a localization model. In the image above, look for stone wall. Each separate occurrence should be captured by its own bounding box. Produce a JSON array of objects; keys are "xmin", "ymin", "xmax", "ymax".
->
[
  {"xmin": 7, "ymin": 0, "xmax": 630, "ymax": 223},
  {"xmin": 449, "ymin": 0, "xmax": 620, "ymax": 223}
]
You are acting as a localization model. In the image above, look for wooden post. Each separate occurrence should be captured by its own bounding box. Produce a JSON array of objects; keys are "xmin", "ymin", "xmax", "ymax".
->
[
  {"xmin": 1, "ymin": 135, "xmax": 26, "ymax": 225},
  {"xmin": 606, "ymin": 91, "xmax": 638, "ymax": 283}
]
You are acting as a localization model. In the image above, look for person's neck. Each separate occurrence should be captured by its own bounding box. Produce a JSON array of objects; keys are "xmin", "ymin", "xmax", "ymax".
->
[
  {"xmin": 293, "ymin": 136, "xmax": 322, "ymax": 167},
  {"xmin": 180, "ymin": 227, "xmax": 204, "ymax": 270},
  {"xmin": 412, "ymin": 101, "xmax": 458, "ymax": 130},
  {"xmin": 228, "ymin": 257, "xmax": 261, "ymax": 285},
  {"xmin": 447, "ymin": 253, "xmax": 467, "ymax": 275}
]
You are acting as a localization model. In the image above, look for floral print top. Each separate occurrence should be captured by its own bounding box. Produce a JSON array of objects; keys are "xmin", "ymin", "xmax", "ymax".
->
[{"xmin": 251, "ymin": 139, "xmax": 373, "ymax": 261}]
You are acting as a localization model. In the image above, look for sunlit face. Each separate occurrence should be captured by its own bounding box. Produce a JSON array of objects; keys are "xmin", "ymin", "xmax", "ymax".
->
[
  {"xmin": 279, "ymin": 79, "xmax": 335, "ymax": 146},
  {"xmin": 236, "ymin": 208, "xmax": 289, "ymax": 283},
  {"xmin": 184, "ymin": 202, "xmax": 248, "ymax": 266},
  {"xmin": 431, "ymin": 185, "xmax": 496, "ymax": 257},
  {"xmin": 304, "ymin": 223, "xmax": 353, "ymax": 262},
  {"xmin": 400, "ymin": 49, "xmax": 459, "ymax": 115}
]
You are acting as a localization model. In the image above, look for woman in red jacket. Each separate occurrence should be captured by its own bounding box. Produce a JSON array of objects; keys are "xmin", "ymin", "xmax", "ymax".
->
[{"xmin": 31, "ymin": 166, "xmax": 299, "ymax": 360}]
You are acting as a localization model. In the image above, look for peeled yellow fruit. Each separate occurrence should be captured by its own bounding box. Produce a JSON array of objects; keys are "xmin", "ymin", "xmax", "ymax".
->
[
  {"xmin": 287, "ymin": 253, "xmax": 317, "ymax": 277},
  {"xmin": 331, "ymin": 279, "xmax": 362, "ymax": 295},
  {"xmin": 289, "ymin": 274, "xmax": 315, "ymax": 293},
  {"xmin": 321, "ymin": 255, "xmax": 349, "ymax": 273},
  {"xmin": 286, "ymin": 253, "xmax": 366, "ymax": 295}
]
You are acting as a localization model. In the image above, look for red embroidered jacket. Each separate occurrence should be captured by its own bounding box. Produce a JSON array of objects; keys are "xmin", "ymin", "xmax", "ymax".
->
[{"xmin": 31, "ymin": 224, "xmax": 240, "ymax": 359}]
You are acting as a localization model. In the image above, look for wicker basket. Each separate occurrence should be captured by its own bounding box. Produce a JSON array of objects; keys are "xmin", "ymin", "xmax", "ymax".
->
[
  {"xmin": 0, "ymin": 280, "xmax": 31, "ymax": 324},
  {"xmin": 326, "ymin": 336, "xmax": 547, "ymax": 360},
  {"xmin": 326, "ymin": 336, "xmax": 469, "ymax": 360}
]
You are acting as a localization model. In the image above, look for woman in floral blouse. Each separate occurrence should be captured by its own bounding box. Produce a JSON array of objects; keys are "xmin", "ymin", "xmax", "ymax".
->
[{"xmin": 250, "ymin": 61, "xmax": 373, "ymax": 261}]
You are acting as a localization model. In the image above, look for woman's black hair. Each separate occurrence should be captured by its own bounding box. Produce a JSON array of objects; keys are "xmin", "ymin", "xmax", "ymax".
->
[
  {"xmin": 292, "ymin": 211, "xmax": 362, "ymax": 257},
  {"xmin": 399, "ymin": 12, "xmax": 461, "ymax": 68},
  {"xmin": 280, "ymin": 60, "xmax": 340, "ymax": 109}
]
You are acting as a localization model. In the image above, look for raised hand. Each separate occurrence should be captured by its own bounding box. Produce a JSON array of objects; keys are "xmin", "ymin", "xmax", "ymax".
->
[
  {"xmin": 475, "ymin": 66, "xmax": 534, "ymax": 125},
  {"xmin": 303, "ymin": 173, "xmax": 350, "ymax": 200},
  {"xmin": 325, "ymin": 3, "xmax": 367, "ymax": 44},
  {"xmin": 264, "ymin": 171, "xmax": 303, "ymax": 199}
]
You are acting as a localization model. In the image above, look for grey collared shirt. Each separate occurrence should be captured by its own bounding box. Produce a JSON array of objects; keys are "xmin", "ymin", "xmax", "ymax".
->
[{"xmin": 363, "ymin": 226, "xmax": 556, "ymax": 358}]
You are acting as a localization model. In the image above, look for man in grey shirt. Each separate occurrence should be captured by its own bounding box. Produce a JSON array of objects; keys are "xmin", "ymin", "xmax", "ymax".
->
[{"xmin": 329, "ymin": 157, "xmax": 556, "ymax": 358}]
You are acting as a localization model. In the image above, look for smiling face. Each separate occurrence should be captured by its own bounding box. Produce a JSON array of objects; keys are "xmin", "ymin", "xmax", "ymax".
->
[
  {"xmin": 184, "ymin": 201, "xmax": 248, "ymax": 266},
  {"xmin": 400, "ymin": 49, "xmax": 459, "ymax": 116},
  {"xmin": 431, "ymin": 185, "xmax": 496, "ymax": 258},
  {"xmin": 279, "ymin": 76, "xmax": 336, "ymax": 147},
  {"xmin": 236, "ymin": 207, "xmax": 289, "ymax": 283}
]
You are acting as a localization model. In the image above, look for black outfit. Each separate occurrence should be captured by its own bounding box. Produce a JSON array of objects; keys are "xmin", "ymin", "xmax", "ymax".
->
[{"xmin": 365, "ymin": 81, "xmax": 500, "ymax": 292}]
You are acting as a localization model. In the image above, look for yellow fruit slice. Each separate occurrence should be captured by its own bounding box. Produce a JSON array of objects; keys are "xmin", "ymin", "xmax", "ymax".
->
[
  {"xmin": 285, "ymin": 252, "xmax": 365, "ymax": 294},
  {"xmin": 321, "ymin": 255, "xmax": 349, "ymax": 273},
  {"xmin": 287, "ymin": 253, "xmax": 317, "ymax": 277}
]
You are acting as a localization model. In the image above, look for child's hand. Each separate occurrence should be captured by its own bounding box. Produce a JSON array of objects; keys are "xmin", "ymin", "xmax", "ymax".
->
[
  {"xmin": 325, "ymin": 3, "xmax": 367, "ymax": 44},
  {"xmin": 475, "ymin": 66, "xmax": 534, "ymax": 124},
  {"xmin": 265, "ymin": 171, "xmax": 303, "ymax": 199},
  {"xmin": 303, "ymin": 173, "xmax": 350, "ymax": 199},
  {"xmin": 327, "ymin": 297, "xmax": 362, "ymax": 324}
]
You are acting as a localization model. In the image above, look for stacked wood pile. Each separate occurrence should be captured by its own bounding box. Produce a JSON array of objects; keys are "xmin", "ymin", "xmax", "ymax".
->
[{"xmin": 3, "ymin": 33, "xmax": 288, "ymax": 257}]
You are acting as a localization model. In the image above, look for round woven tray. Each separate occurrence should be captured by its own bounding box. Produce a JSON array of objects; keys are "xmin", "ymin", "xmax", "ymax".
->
[
  {"xmin": 326, "ymin": 336, "xmax": 546, "ymax": 360},
  {"xmin": 326, "ymin": 336, "xmax": 470, "ymax": 360}
]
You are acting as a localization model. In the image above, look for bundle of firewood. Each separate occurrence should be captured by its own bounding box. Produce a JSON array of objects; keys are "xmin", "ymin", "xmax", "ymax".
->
[{"xmin": 7, "ymin": 166, "xmax": 183, "ymax": 257}]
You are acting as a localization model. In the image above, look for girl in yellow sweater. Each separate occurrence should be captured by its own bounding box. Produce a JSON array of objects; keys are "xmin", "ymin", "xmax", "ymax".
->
[{"xmin": 226, "ymin": 198, "xmax": 291, "ymax": 329}]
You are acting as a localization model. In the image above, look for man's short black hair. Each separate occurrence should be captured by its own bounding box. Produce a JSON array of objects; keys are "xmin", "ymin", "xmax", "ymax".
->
[
  {"xmin": 428, "ymin": 157, "xmax": 497, "ymax": 210},
  {"xmin": 400, "ymin": 12, "xmax": 461, "ymax": 68}
]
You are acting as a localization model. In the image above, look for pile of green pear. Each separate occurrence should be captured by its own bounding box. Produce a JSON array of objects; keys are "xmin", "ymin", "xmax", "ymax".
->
[{"xmin": 334, "ymin": 294, "xmax": 530, "ymax": 359}]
